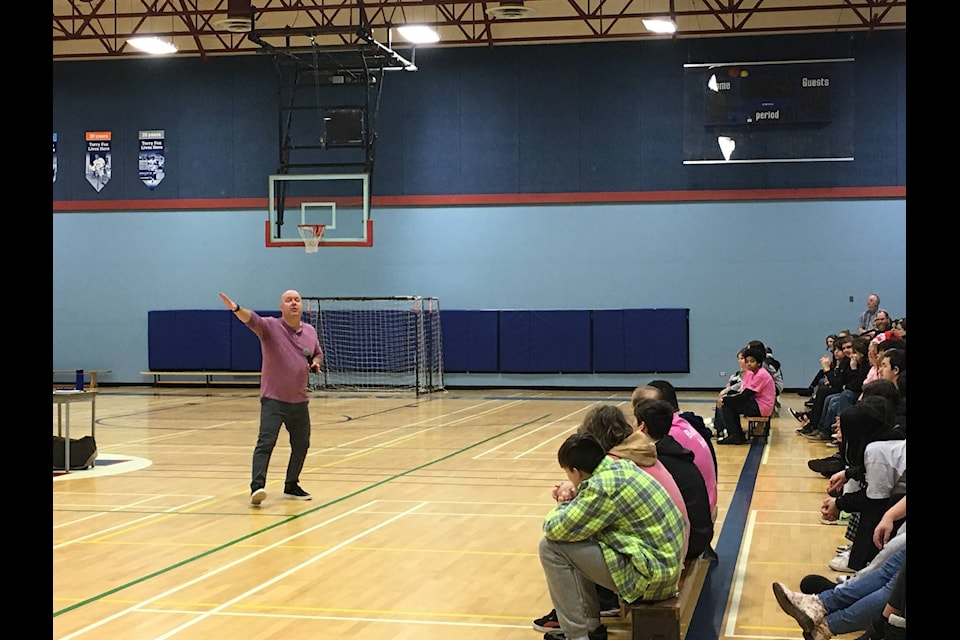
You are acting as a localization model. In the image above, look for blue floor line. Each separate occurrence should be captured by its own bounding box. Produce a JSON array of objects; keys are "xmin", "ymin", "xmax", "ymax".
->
[{"xmin": 686, "ymin": 438, "xmax": 765, "ymax": 639}]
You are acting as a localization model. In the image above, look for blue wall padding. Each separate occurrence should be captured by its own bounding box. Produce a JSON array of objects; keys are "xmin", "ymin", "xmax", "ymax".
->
[
  {"xmin": 650, "ymin": 308, "xmax": 690, "ymax": 373},
  {"xmin": 593, "ymin": 309, "xmax": 690, "ymax": 373},
  {"xmin": 441, "ymin": 310, "xmax": 500, "ymax": 372},
  {"xmin": 147, "ymin": 311, "xmax": 179, "ymax": 370},
  {"xmin": 499, "ymin": 311, "xmax": 532, "ymax": 372},
  {"xmin": 148, "ymin": 308, "xmax": 688, "ymax": 374},
  {"xmin": 622, "ymin": 309, "xmax": 662, "ymax": 373},
  {"xmin": 500, "ymin": 311, "xmax": 591, "ymax": 373},
  {"xmin": 592, "ymin": 310, "xmax": 629, "ymax": 372},
  {"xmin": 148, "ymin": 310, "xmax": 232, "ymax": 370}
]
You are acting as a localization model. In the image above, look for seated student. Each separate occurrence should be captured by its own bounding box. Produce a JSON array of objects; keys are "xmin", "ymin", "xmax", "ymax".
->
[
  {"xmin": 855, "ymin": 497, "xmax": 907, "ymax": 640},
  {"xmin": 805, "ymin": 337, "xmax": 870, "ymax": 442},
  {"xmin": 647, "ymin": 379, "xmax": 718, "ymax": 479},
  {"xmin": 714, "ymin": 349, "xmax": 746, "ymax": 437},
  {"xmin": 772, "ymin": 541, "xmax": 905, "ymax": 640},
  {"xmin": 714, "ymin": 345, "xmax": 776, "ymax": 445},
  {"xmin": 821, "ymin": 397, "xmax": 905, "ymax": 573},
  {"xmin": 632, "ymin": 384, "xmax": 718, "ymax": 517},
  {"xmin": 537, "ymin": 432, "xmax": 685, "ymax": 640},
  {"xmin": 793, "ymin": 339, "xmax": 851, "ymax": 433},
  {"xmin": 775, "ymin": 496, "xmax": 906, "ymax": 640},
  {"xmin": 800, "ymin": 334, "xmax": 838, "ymax": 397},
  {"xmin": 533, "ymin": 404, "xmax": 693, "ymax": 632},
  {"xmin": 807, "ymin": 378, "xmax": 902, "ymax": 479},
  {"xmin": 633, "ymin": 398, "xmax": 714, "ymax": 561},
  {"xmin": 748, "ymin": 339, "xmax": 783, "ymax": 415},
  {"xmin": 855, "ymin": 560, "xmax": 906, "ymax": 640}
]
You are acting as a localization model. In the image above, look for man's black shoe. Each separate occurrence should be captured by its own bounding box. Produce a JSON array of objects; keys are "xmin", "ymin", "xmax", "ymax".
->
[
  {"xmin": 797, "ymin": 388, "xmax": 813, "ymax": 397},
  {"xmin": 717, "ymin": 435, "xmax": 747, "ymax": 445}
]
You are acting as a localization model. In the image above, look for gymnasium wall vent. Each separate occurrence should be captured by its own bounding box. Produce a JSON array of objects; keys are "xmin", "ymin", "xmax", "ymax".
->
[{"xmin": 485, "ymin": 1, "xmax": 537, "ymax": 20}]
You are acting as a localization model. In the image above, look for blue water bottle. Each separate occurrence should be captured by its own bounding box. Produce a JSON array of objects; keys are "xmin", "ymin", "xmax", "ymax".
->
[{"xmin": 75, "ymin": 369, "xmax": 84, "ymax": 391}]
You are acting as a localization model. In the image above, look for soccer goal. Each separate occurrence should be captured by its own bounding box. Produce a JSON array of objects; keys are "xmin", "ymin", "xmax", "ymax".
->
[{"xmin": 302, "ymin": 296, "xmax": 444, "ymax": 395}]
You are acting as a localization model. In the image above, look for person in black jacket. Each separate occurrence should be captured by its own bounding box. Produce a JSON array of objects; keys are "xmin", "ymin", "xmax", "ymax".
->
[
  {"xmin": 821, "ymin": 397, "xmax": 905, "ymax": 572},
  {"xmin": 647, "ymin": 379, "xmax": 717, "ymax": 478},
  {"xmin": 633, "ymin": 398, "xmax": 714, "ymax": 563}
]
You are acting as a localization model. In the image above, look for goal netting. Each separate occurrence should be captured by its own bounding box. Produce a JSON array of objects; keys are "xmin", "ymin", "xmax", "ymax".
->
[{"xmin": 302, "ymin": 296, "xmax": 444, "ymax": 395}]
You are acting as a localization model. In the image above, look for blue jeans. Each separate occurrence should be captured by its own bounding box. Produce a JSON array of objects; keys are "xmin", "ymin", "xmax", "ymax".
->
[
  {"xmin": 251, "ymin": 397, "xmax": 311, "ymax": 492},
  {"xmin": 819, "ymin": 389, "xmax": 858, "ymax": 436},
  {"xmin": 820, "ymin": 547, "xmax": 906, "ymax": 635}
]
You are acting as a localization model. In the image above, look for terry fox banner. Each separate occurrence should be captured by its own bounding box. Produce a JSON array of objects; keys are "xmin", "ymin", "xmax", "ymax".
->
[
  {"xmin": 139, "ymin": 130, "xmax": 165, "ymax": 190},
  {"xmin": 85, "ymin": 131, "xmax": 112, "ymax": 192}
]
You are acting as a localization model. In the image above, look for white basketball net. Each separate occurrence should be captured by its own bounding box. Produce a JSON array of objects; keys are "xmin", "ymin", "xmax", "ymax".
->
[{"xmin": 297, "ymin": 225, "xmax": 325, "ymax": 253}]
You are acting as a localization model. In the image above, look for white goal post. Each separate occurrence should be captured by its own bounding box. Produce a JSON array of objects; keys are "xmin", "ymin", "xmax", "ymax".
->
[{"xmin": 302, "ymin": 296, "xmax": 444, "ymax": 395}]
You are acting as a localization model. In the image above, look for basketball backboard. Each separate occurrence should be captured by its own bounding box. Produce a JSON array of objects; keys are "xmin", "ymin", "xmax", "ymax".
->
[{"xmin": 265, "ymin": 173, "xmax": 373, "ymax": 248}]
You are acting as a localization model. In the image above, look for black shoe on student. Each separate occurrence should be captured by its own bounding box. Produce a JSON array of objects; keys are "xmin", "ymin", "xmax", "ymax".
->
[
  {"xmin": 799, "ymin": 574, "xmax": 836, "ymax": 595},
  {"xmin": 804, "ymin": 398, "xmax": 815, "ymax": 407},
  {"xmin": 789, "ymin": 408, "xmax": 808, "ymax": 423},
  {"xmin": 808, "ymin": 454, "xmax": 844, "ymax": 477},
  {"xmin": 797, "ymin": 388, "xmax": 814, "ymax": 397},
  {"xmin": 543, "ymin": 624, "xmax": 608, "ymax": 640},
  {"xmin": 796, "ymin": 424, "xmax": 817, "ymax": 436},
  {"xmin": 717, "ymin": 435, "xmax": 747, "ymax": 445},
  {"xmin": 532, "ymin": 609, "xmax": 561, "ymax": 633}
]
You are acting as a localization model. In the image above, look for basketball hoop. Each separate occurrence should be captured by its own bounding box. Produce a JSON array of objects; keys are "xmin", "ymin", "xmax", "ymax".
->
[{"xmin": 297, "ymin": 224, "xmax": 326, "ymax": 253}]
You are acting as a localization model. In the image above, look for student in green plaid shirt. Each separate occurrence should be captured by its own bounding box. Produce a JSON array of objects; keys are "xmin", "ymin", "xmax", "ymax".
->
[{"xmin": 539, "ymin": 432, "xmax": 686, "ymax": 640}]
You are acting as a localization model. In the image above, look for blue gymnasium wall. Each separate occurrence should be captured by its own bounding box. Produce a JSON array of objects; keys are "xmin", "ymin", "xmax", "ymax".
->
[{"xmin": 52, "ymin": 30, "xmax": 906, "ymax": 389}]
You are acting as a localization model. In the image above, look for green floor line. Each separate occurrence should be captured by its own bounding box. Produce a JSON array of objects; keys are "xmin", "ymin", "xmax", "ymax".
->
[{"xmin": 54, "ymin": 414, "xmax": 550, "ymax": 618}]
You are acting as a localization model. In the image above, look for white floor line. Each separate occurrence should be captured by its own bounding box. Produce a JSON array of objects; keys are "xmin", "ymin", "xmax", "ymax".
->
[
  {"xmin": 137, "ymin": 608, "xmax": 530, "ymax": 630},
  {"xmin": 506, "ymin": 403, "xmax": 602, "ymax": 460},
  {"xmin": 310, "ymin": 397, "xmax": 519, "ymax": 456},
  {"xmin": 54, "ymin": 496, "xmax": 213, "ymax": 549},
  {"xmin": 723, "ymin": 508, "xmax": 757, "ymax": 637},
  {"xmin": 319, "ymin": 399, "xmax": 529, "ymax": 459},
  {"xmin": 151, "ymin": 502, "xmax": 429, "ymax": 640},
  {"xmin": 53, "ymin": 495, "xmax": 162, "ymax": 530},
  {"xmin": 58, "ymin": 499, "xmax": 399, "ymax": 640}
]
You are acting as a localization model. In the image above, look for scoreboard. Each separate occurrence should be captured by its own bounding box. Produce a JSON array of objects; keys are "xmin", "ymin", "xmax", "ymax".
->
[{"xmin": 702, "ymin": 61, "xmax": 837, "ymax": 126}]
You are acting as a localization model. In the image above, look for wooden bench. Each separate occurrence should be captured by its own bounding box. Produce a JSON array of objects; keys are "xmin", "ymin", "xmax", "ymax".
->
[
  {"xmin": 139, "ymin": 371, "xmax": 261, "ymax": 386},
  {"xmin": 53, "ymin": 369, "xmax": 111, "ymax": 389},
  {"xmin": 626, "ymin": 555, "xmax": 711, "ymax": 640},
  {"xmin": 746, "ymin": 415, "xmax": 772, "ymax": 440}
]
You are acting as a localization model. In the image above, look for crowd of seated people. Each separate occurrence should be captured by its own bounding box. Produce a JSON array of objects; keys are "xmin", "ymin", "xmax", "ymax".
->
[
  {"xmin": 770, "ymin": 306, "xmax": 906, "ymax": 639},
  {"xmin": 531, "ymin": 306, "xmax": 905, "ymax": 640},
  {"xmin": 532, "ymin": 384, "xmax": 718, "ymax": 640}
]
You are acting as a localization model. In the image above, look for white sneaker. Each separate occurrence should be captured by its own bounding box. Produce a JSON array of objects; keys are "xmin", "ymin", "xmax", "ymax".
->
[
  {"xmin": 250, "ymin": 488, "xmax": 267, "ymax": 506},
  {"xmin": 828, "ymin": 551, "xmax": 855, "ymax": 573},
  {"xmin": 835, "ymin": 543, "xmax": 851, "ymax": 553}
]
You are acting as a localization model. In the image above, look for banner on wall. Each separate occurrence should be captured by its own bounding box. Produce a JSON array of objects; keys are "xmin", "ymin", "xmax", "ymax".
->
[
  {"xmin": 53, "ymin": 133, "xmax": 58, "ymax": 183},
  {"xmin": 85, "ymin": 131, "xmax": 112, "ymax": 192},
  {"xmin": 138, "ymin": 130, "xmax": 165, "ymax": 190}
]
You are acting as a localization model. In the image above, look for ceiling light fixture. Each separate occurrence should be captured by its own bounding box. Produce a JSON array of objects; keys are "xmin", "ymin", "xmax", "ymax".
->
[
  {"xmin": 642, "ymin": 17, "xmax": 677, "ymax": 34},
  {"xmin": 397, "ymin": 25, "xmax": 440, "ymax": 44},
  {"xmin": 127, "ymin": 36, "xmax": 178, "ymax": 55}
]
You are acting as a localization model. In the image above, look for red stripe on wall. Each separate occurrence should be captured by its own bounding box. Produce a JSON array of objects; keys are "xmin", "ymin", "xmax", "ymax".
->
[{"xmin": 52, "ymin": 186, "xmax": 905, "ymax": 212}]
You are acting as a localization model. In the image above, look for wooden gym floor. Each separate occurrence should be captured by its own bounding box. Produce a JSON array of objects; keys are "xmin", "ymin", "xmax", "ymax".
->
[{"xmin": 53, "ymin": 387, "xmax": 862, "ymax": 640}]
